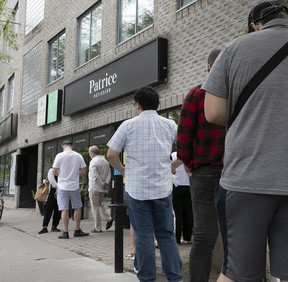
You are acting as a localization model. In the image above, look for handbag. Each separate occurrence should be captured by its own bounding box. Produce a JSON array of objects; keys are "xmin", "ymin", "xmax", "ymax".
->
[
  {"xmin": 34, "ymin": 180, "xmax": 49, "ymax": 202},
  {"xmin": 228, "ymin": 41, "xmax": 288, "ymax": 129}
]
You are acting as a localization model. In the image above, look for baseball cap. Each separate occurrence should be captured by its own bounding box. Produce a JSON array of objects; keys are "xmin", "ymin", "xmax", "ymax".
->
[
  {"xmin": 61, "ymin": 140, "xmax": 73, "ymax": 146},
  {"xmin": 248, "ymin": 0, "xmax": 288, "ymax": 32}
]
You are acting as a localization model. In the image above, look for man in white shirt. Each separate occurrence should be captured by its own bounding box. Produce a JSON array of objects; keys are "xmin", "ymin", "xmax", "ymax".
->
[
  {"xmin": 88, "ymin": 145, "xmax": 113, "ymax": 233},
  {"xmin": 52, "ymin": 140, "xmax": 88, "ymax": 239},
  {"xmin": 107, "ymin": 86, "xmax": 183, "ymax": 282}
]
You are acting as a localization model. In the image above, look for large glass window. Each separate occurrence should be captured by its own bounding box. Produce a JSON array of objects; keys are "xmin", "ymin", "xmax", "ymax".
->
[
  {"xmin": 25, "ymin": 0, "xmax": 45, "ymax": 35},
  {"xmin": 179, "ymin": 0, "xmax": 198, "ymax": 9},
  {"xmin": 6, "ymin": 74, "xmax": 14, "ymax": 111},
  {"xmin": 160, "ymin": 108, "xmax": 180, "ymax": 152},
  {"xmin": 48, "ymin": 32, "xmax": 65, "ymax": 83},
  {"xmin": 118, "ymin": 0, "xmax": 153, "ymax": 43},
  {"xmin": 78, "ymin": 3, "xmax": 102, "ymax": 66},
  {"xmin": 0, "ymin": 87, "xmax": 4, "ymax": 117},
  {"xmin": 12, "ymin": 3, "xmax": 19, "ymax": 34},
  {"xmin": 0, "ymin": 154, "xmax": 12, "ymax": 194}
]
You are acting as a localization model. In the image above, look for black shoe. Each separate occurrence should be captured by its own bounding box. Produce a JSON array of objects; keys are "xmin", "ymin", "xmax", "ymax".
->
[
  {"xmin": 51, "ymin": 227, "xmax": 61, "ymax": 232},
  {"xmin": 73, "ymin": 229, "xmax": 89, "ymax": 237},
  {"xmin": 58, "ymin": 232, "xmax": 69, "ymax": 239},
  {"xmin": 106, "ymin": 219, "xmax": 114, "ymax": 230},
  {"xmin": 38, "ymin": 227, "xmax": 48, "ymax": 234}
]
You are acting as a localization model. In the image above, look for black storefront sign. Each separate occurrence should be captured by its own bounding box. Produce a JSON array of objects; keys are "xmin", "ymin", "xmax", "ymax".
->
[
  {"xmin": 64, "ymin": 37, "xmax": 168, "ymax": 115},
  {"xmin": 0, "ymin": 114, "xmax": 17, "ymax": 144},
  {"xmin": 90, "ymin": 126, "xmax": 113, "ymax": 145}
]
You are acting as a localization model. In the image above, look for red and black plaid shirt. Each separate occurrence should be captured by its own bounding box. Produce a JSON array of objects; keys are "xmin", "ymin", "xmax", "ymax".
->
[{"xmin": 177, "ymin": 85, "xmax": 226, "ymax": 169}]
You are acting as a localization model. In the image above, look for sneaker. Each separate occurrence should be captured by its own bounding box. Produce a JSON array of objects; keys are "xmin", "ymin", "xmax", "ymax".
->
[
  {"xmin": 106, "ymin": 219, "xmax": 114, "ymax": 230},
  {"xmin": 124, "ymin": 252, "xmax": 135, "ymax": 260},
  {"xmin": 133, "ymin": 267, "xmax": 139, "ymax": 274},
  {"xmin": 38, "ymin": 227, "xmax": 48, "ymax": 234},
  {"xmin": 73, "ymin": 229, "xmax": 89, "ymax": 237},
  {"xmin": 51, "ymin": 227, "xmax": 61, "ymax": 232},
  {"xmin": 91, "ymin": 228, "xmax": 102, "ymax": 233},
  {"xmin": 58, "ymin": 232, "xmax": 69, "ymax": 239}
]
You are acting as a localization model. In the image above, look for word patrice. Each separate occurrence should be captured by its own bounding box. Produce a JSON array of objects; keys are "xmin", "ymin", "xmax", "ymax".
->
[{"xmin": 89, "ymin": 73, "xmax": 117, "ymax": 95}]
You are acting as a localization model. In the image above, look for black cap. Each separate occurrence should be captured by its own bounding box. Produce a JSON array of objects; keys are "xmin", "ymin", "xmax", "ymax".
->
[
  {"xmin": 61, "ymin": 140, "xmax": 73, "ymax": 146},
  {"xmin": 248, "ymin": 0, "xmax": 288, "ymax": 32}
]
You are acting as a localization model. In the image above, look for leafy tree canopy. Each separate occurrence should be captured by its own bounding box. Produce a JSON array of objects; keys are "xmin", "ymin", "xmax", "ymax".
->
[{"xmin": 0, "ymin": 0, "xmax": 19, "ymax": 64}]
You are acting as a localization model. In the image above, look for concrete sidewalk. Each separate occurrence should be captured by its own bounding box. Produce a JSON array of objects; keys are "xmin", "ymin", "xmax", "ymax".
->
[{"xmin": 0, "ymin": 208, "xmax": 220, "ymax": 281}]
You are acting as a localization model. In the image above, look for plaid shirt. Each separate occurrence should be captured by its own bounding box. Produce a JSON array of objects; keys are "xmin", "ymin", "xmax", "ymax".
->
[{"xmin": 177, "ymin": 85, "xmax": 226, "ymax": 169}]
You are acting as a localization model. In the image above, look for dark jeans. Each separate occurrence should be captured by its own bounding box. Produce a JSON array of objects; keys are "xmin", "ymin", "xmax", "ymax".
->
[
  {"xmin": 43, "ymin": 188, "xmax": 61, "ymax": 228},
  {"xmin": 189, "ymin": 166, "xmax": 222, "ymax": 282},
  {"xmin": 172, "ymin": 185, "xmax": 193, "ymax": 243}
]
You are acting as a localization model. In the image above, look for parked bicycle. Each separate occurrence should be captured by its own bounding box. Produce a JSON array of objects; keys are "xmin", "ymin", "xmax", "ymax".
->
[{"xmin": 0, "ymin": 187, "xmax": 4, "ymax": 220}]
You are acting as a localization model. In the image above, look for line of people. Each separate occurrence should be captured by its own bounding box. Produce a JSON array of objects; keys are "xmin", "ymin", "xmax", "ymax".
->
[
  {"xmin": 37, "ymin": 2, "xmax": 288, "ymax": 281},
  {"xmin": 107, "ymin": 2, "xmax": 288, "ymax": 282}
]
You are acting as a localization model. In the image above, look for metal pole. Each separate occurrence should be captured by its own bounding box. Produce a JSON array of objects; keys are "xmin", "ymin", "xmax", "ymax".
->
[{"xmin": 112, "ymin": 174, "xmax": 124, "ymax": 273}]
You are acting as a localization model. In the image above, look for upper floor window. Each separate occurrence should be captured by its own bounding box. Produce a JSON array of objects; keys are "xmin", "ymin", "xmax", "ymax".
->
[
  {"xmin": 119, "ymin": 0, "xmax": 153, "ymax": 43},
  {"xmin": 77, "ymin": 3, "xmax": 102, "ymax": 67},
  {"xmin": 0, "ymin": 87, "xmax": 4, "ymax": 117},
  {"xmin": 6, "ymin": 75, "xmax": 14, "ymax": 111},
  {"xmin": 48, "ymin": 32, "xmax": 65, "ymax": 83},
  {"xmin": 25, "ymin": 0, "xmax": 45, "ymax": 35},
  {"xmin": 12, "ymin": 3, "xmax": 19, "ymax": 34},
  {"xmin": 179, "ymin": 0, "xmax": 198, "ymax": 9}
]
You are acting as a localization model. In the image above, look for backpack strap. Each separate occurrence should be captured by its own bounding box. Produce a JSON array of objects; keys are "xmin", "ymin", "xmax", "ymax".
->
[{"xmin": 228, "ymin": 41, "xmax": 288, "ymax": 129}]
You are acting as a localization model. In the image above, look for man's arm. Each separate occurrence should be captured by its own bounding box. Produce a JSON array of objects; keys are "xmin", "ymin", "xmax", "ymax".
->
[
  {"xmin": 204, "ymin": 92, "xmax": 227, "ymax": 126},
  {"xmin": 52, "ymin": 167, "xmax": 59, "ymax": 176},
  {"xmin": 79, "ymin": 167, "xmax": 87, "ymax": 176},
  {"xmin": 107, "ymin": 148, "xmax": 125, "ymax": 177}
]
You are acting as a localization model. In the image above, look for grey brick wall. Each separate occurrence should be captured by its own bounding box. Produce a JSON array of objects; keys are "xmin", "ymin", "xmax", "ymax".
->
[{"xmin": 0, "ymin": 0, "xmax": 260, "ymax": 154}]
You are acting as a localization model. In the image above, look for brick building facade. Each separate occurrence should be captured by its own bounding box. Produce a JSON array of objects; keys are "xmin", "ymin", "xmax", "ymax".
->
[{"xmin": 0, "ymin": 0, "xmax": 259, "ymax": 210}]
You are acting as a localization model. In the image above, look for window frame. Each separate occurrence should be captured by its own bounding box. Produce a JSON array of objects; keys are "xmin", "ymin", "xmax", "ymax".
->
[
  {"xmin": 12, "ymin": 3, "xmax": 19, "ymax": 34},
  {"xmin": 118, "ymin": 0, "xmax": 154, "ymax": 44},
  {"xmin": 178, "ymin": 0, "xmax": 198, "ymax": 10},
  {"xmin": 48, "ymin": 31, "xmax": 66, "ymax": 84},
  {"xmin": 6, "ymin": 74, "xmax": 14, "ymax": 112},
  {"xmin": 77, "ymin": 2, "xmax": 102, "ymax": 67},
  {"xmin": 0, "ymin": 87, "xmax": 4, "ymax": 118}
]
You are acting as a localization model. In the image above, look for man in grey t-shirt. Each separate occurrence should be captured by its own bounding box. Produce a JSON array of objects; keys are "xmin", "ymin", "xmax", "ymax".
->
[
  {"xmin": 53, "ymin": 140, "xmax": 89, "ymax": 239},
  {"xmin": 203, "ymin": 1, "xmax": 288, "ymax": 281}
]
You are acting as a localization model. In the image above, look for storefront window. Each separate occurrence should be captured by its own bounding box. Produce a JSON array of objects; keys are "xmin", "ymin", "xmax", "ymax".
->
[
  {"xmin": 179, "ymin": 0, "xmax": 198, "ymax": 9},
  {"xmin": 78, "ymin": 3, "xmax": 102, "ymax": 66},
  {"xmin": 118, "ymin": 0, "xmax": 153, "ymax": 43},
  {"xmin": 43, "ymin": 141, "xmax": 57, "ymax": 179},
  {"xmin": 160, "ymin": 107, "xmax": 180, "ymax": 152},
  {"xmin": 72, "ymin": 133, "xmax": 89, "ymax": 190},
  {"xmin": 0, "ymin": 154, "xmax": 12, "ymax": 194},
  {"xmin": 48, "ymin": 32, "xmax": 65, "ymax": 83}
]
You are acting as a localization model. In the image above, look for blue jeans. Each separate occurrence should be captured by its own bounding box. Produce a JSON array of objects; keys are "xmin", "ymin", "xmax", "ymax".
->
[
  {"xmin": 127, "ymin": 193, "xmax": 183, "ymax": 282},
  {"xmin": 189, "ymin": 166, "xmax": 222, "ymax": 282}
]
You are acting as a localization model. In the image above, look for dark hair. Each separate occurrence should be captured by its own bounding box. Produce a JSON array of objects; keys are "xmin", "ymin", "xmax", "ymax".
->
[
  {"xmin": 207, "ymin": 48, "xmax": 222, "ymax": 66},
  {"xmin": 134, "ymin": 86, "xmax": 160, "ymax": 111},
  {"xmin": 248, "ymin": 0, "xmax": 288, "ymax": 32},
  {"xmin": 61, "ymin": 140, "xmax": 73, "ymax": 146},
  {"xmin": 258, "ymin": 10, "xmax": 288, "ymax": 25}
]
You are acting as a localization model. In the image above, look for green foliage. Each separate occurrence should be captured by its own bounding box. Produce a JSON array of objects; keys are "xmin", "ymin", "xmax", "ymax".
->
[
  {"xmin": 80, "ymin": 183, "xmax": 89, "ymax": 198},
  {"xmin": 0, "ymin": 0, "xmax": 19, "ymax": 64}
]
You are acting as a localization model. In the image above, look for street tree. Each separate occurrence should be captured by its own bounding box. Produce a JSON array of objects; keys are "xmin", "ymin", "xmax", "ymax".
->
[{"xmin": 0, "ymin": 0, "xmax": 19, "ymax": 64}]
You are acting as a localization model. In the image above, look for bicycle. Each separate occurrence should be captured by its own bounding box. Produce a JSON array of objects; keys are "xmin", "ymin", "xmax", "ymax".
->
[{"xmin": 0, "ymin": 187, "xmax": 4, "ymax": 220}]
